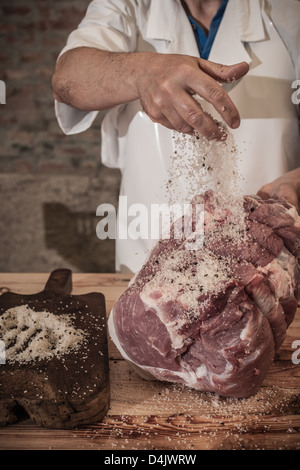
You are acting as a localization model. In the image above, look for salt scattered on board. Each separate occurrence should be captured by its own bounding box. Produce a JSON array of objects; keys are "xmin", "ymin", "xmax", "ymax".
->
[{"xmin": 0, "ymin": 304, "xmax": 87, "ymax": 364}]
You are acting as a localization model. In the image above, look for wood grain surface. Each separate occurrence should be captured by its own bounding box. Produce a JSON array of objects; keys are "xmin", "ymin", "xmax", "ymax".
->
[{"xmin": 0, "ymin": 272, "xmax": 299, "ymax": 450}]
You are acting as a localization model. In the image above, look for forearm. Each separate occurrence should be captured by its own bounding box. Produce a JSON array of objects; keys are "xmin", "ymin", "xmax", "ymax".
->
[{"xmin": 52, "ymin": 47, "xmax": 143, "ymax": 111}]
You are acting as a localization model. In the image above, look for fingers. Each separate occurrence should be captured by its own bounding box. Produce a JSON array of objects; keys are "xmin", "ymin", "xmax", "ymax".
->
[
  {"xmin": 199, "ymin": 59, "xmax": 249, "ymax": 84},
  {"xmin": 192, "ymin": 60, "xmax": 249, "ymax": 132},
  {"xmin": 145, "ymin": 86, "xmax": 229, "ymax": 139},
  {"xmin": 138, "ymin": 55, "xmax": 250, "ymax": 139},
  {"xmin": 257, "ymin": 183, "xmax": 299, "ymax": 211},
  {"xmin": 148, "ymin": 108, "xmax": 195, "ymax": 136},
  {"xmin": 273, "ymin": 184, "xmax": 299, "ymax": 210},
  {"xmin": 141, "ymin": 97, "xmax": 194, "ymax": 134},
  {"xmin": 187, "ymin": 71, "xmax": 242, "ymax": 131},
  {"xmin": 147, "ymin": 88, "xmax": 227, "ymax": 139},
  {"xmin": 149, "ymin": 113, "xmax": 181, "ymax": 132},
  {"xmin": 257, "ymin": 189, "xmax": 271, "ymax": 201},
  {"xmin": 171, "ymin": 90, "xmax": 226, "ymax": 139},
  {"xmin": 160, "ymin": 102, "xmax": 197, "ymax": 135}
]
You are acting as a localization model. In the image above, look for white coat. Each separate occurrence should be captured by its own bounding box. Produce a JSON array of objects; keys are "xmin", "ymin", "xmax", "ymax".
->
[{"xmin": 55, "ymin": 0, "xmax": 300, "ymax": 273}]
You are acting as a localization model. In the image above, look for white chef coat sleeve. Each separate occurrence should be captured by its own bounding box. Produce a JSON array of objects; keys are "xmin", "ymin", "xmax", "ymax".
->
[{"xmin": 54, "ymin": 0, "xmax": 138, "ymax": 135}]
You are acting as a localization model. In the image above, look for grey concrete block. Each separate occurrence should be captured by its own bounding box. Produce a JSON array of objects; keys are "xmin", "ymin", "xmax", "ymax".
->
[{"xmin": 0, "ymin": 169, "xmax": 121, "ymax": 273}]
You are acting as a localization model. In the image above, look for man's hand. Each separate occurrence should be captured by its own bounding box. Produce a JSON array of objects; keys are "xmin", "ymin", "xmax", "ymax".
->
[
  {"xmin": 257, "ymin": 168, "xmax": 300, "ymax": 211},
  {"xmin": 135, "ymin": 54, "xmax": 249, "ymax": 140},
  {"xmin": 53, "ymin": 49, "xmax": 249, "ymax": 140}
]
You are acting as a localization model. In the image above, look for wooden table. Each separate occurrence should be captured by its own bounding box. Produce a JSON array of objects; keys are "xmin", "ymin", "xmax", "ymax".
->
[{"xmin": 0, "ymin": 272, "xmax": 299, "ymax": 451}]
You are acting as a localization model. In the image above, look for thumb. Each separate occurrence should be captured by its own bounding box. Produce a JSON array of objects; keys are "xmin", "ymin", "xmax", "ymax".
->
[
  {"xmin": 199, "ymin": 59, "xmax": 249, "ymax": 83},
  {"xmin": 257, "ymin": 184, "xmax": 299, "ymax": 212},
  {"xmin": 274, "ymin": 185, "xmax": 299, "ymax": 211}
]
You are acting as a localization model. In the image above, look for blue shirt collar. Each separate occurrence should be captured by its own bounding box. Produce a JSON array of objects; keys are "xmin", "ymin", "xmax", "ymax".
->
[{"xmin": 188, "ymin": 0, "xmax": 229, "ymax": 60}]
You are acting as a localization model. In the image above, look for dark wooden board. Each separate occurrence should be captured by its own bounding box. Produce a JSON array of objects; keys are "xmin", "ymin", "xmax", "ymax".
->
[{"xmin": 0, "ymin": 269, "xmax": 110, "ymax": 429}]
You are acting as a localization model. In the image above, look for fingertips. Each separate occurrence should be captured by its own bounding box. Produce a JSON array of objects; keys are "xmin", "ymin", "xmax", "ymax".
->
[
  {"xmin": 225, "ymin": 61, "xmax": 249, "ymax": 82},
  {"xmin": 192, "ymin": 113, "xmax": 227, "ymax": 141},
  {"xmin": 275, "ymin": 185, "xmax": 299, "ymax": 209},
  {"xmin": 199, "ymin": 59, "xmax": 249, "ymax": 83},
  {"xmin": 160, "ymin": 107, "xmax": 194, "ymax": 135},
  {"xmin": 257, "ymin": 184, "xmax": 299, "ymax": 211},
  {"xmin": 257, "ymin": 189, "xmax": 271, "ymax": 201}
]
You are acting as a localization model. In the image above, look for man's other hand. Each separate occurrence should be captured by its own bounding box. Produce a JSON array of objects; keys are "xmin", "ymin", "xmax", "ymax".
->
[{"xmin": 257, "ymin": 168, "xmax": 300, "ymax": 212}]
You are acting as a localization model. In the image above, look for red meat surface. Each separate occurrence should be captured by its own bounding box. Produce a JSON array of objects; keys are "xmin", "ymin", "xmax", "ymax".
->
[{"xmin": 109, "ymin": 193, "xmax": 300, "ymax": 398}]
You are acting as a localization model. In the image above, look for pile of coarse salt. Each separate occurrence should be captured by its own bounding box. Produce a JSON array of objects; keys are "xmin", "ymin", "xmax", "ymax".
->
[{"xmin": 0, "ymin": 304, "xmax": 87, "ymax": 364}]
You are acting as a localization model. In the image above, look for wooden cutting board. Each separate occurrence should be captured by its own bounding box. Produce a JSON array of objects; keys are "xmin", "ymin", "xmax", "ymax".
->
[
  {"xmin": 0, "ymin": 272, "xmax": 299, "ymax": 450},
  {"xmin": 0, "ymin": 270, "xmax": 110, "ymax": 429}
]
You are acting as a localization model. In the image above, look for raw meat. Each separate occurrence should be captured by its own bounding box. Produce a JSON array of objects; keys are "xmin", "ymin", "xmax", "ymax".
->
[{"xmin": 109, "ymin": 192, "xmax": 300, "ymax": 398}]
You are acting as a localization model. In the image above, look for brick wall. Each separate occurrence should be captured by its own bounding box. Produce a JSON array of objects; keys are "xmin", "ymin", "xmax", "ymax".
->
[{"xmin": 0, "ymin": 0, "xmax": 121, "ymax": 273}]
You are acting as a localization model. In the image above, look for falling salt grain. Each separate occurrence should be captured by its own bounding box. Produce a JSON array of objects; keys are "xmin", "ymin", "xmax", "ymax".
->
[{"xmin": 165, "ymin": 125, "xmax": 247, "ymax": 243}]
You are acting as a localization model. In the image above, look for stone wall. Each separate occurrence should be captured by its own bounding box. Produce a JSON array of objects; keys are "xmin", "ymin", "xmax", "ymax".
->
[{"xmin": 0, "ymin": 0, "xmax": 121, "ymax": 273}]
